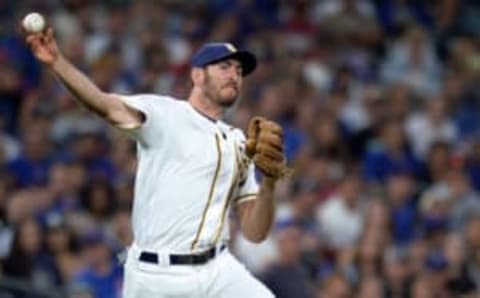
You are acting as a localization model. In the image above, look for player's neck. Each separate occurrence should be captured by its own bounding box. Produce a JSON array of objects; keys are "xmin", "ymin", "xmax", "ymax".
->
[{"xmin": 188, "ymin": 91, "xmax": 225, "ymax": 121}]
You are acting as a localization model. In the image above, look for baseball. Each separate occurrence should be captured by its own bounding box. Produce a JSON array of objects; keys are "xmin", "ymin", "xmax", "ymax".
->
[{"xmin": 22, "ymin": 12, "xmax": 46, "ymax": 33}]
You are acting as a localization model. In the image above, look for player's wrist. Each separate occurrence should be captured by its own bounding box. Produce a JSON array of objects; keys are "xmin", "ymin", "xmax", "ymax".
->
[
  {"xmin": 262, "ymin": 176, "xmax": 277, "ymax": 189},
  {"xmin": 50, "ymin": 53, "xmax": 66, "ymax": 71}
]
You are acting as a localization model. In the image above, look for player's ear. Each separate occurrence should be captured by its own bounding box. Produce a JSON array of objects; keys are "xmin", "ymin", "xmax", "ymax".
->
[{"xmin": 191, "ymin": 68, "xmax": 204, "ymax": 86}]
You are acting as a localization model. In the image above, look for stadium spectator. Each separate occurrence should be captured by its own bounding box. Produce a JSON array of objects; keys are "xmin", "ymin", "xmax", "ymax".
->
[
  {"xmin": 73, "ymin": 231, "xmax": 123, "ymax": 298},
  {"xmin": 317, "ymin": 174, "xmax": 364, "ymax": 249},
  {"xmin": 261, "ymin": 222, "xmax": 313, "ymax": 298}
]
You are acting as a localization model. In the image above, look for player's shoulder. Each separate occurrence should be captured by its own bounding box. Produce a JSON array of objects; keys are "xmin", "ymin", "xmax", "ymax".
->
[
  {"xmin": 121, "ymin": 93, "xmax": 182, "ymax": 105},
  {"xmin": 119, "ymin": 93, "xmax": 189, "ymax": 113}
]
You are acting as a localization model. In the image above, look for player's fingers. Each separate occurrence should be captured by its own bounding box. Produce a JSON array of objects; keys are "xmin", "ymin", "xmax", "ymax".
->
[
  {"xmin": 26, "ymin": 33, "xmax": 46, "ymax": 48},
  {"xmin": 40, "ymin": 33, "xmax": 50, "ymax": 46},
  {"xmin": 26, "ymin": 35, "xmax": 36, "ymax": 44},
  {"xmin": 45, "ymin": 27, "xmax": 54, "ymax": 42},
  {"xmin": 26, "ymin": 36, "xmax": 42, "ymax": 49},
  {"xmin": 30, "ymin": 41, "xmax": 43, "ymax": 53},
  {"xmin": 40, "ymin": 28, "xmax": 50, "ymax": 43}
]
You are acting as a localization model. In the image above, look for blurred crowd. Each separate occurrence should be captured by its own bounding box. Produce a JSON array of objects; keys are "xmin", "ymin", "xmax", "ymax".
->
[{"xmin": 1, "ymin": 0, "xmax": 480, "ymax": 297}]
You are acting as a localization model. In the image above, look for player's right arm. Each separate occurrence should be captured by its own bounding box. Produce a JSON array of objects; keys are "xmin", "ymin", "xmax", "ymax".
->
[{"xmin": 24, "ymin": 27, "xmax": 143, "ymax": 128}]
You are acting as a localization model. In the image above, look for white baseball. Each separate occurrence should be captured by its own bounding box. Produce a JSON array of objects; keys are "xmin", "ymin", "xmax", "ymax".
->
[{"xmin": 22, "ymin": 12, "xmax": 46, "ymax": 33}]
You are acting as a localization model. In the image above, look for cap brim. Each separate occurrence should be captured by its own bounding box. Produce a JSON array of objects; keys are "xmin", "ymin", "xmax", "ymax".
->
[{"xmin": 209, "ymin": 51, "xmax": 257, "ymax": 77}]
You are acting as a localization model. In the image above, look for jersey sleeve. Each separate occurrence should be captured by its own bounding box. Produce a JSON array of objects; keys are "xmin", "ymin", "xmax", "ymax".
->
[
  {"xmin": 234, "ymin": 160, "xmax": 259, "ymax": 204},
  {"xmin": 233, "ymin": 129, "xmax": 259, "ymax": 205},
  {"xmin": 116, "ymin": 94, "xmax": 170, "ymax": 145}
]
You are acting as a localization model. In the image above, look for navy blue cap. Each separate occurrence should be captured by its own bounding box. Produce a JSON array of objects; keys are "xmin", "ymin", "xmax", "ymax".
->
[{"xmin": 191, "ymin": 43, "xmax": 257, "ymax": 76}]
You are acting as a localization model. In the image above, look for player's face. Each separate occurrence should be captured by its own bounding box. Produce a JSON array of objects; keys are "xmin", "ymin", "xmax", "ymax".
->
[{"xmin": 203, "ymin": 59, "xmax": 243, "ymax": 107}]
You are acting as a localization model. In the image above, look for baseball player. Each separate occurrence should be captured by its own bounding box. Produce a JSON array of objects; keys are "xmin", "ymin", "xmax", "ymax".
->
[{"xmin": 24, "ymin": 24, "xmax": 289, "ymax": 297}]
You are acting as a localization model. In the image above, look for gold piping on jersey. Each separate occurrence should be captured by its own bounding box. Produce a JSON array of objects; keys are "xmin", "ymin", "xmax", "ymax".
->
[
  {"xmin": 234, "ymin": 193, "xmax": 258, "ymax": 204},
  {"xmin": 212, "ymin": 143, "xmax": 240, "ymax": 244},
  {"xmin": 191, "ymin": 134, "xmax": 222, "ymax": 250},
  {"xmin": 116, "ymin": 123, "xmax": 142, "ymax": 130}
]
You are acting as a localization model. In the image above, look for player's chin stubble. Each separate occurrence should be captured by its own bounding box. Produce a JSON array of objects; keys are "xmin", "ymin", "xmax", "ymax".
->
[
  {"xmin": 206, "ymin": 86, "xmax": 237, "ymax": 108},
  {"xmin": 218, "ymin": 88, "xmax": 238, "ymax": 107},
  {"xmin": 204, "ymin": 74, "xmax": 238, "ymax": 108}
]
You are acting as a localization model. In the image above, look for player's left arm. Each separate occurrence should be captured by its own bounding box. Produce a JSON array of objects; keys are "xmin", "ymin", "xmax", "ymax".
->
[
  {"xmin": 235, "ymin": 177, "xmax": 277, "ymax": 243},
  {"xmin": 234, "ymin": 117, "xmax": 291, "ymax": 243}
]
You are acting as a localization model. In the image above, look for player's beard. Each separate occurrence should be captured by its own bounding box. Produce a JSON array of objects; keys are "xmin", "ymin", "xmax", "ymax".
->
[{"xmin": 204, "ymin": 72, "xmax": 238, "ymax": 108}]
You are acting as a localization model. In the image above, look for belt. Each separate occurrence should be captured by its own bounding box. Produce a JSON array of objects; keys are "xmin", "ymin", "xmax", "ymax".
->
[{"xmin": 139, "ymin": 244, "xmax": 226, "ymax": 266}]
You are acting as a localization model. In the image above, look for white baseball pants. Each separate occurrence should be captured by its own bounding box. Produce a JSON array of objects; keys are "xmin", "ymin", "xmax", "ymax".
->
[{"xmin": 122, "ymin": 245, "xmax": 275, "ymax": 298}]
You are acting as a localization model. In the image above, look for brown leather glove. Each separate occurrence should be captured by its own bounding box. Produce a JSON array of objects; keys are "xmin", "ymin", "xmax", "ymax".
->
[{"xmin": 245, "ymin": 116, "xmax": 292, "ymax": 179}]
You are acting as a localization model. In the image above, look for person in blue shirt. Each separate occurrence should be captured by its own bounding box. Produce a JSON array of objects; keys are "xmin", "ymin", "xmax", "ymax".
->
[
  {"xmin": 386, "ymin": 173, "xmax": 418, "ymax": 245},
  {"xmin": 73, "ymin": 231, "xmax": 123, "ymax": 298},
  {"xmin": 8, "ymin": 121, "xmax": 53, "ymax": 187},
  {"xmin": 363, "ymin": 119, "xmax": 424, "ymax": 184},
  {"xmin": 64, "ymin": 132, "xmax": 117, "ymax": 184}
]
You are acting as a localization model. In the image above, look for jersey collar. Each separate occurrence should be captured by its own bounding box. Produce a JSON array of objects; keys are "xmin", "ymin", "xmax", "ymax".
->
[{"xmin": 190, "ymin": 104, "xmax": 218, "ymax": 124}]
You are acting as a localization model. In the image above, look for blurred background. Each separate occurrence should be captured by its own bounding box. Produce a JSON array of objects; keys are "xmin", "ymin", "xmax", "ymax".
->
[{"xmin": 1, "ymin": 0, "xmax": 480, "ymax": 297}]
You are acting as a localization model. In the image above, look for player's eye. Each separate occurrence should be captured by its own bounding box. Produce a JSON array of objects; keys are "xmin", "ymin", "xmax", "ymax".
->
[
  {"xmin": 235, "ymin": 66, "xmax": 242, "ymax": 76},
  {"xmin": 218, "ymin": 61, "xmax": 242, "ymax": 76},
  {"xmin": 219, "ymin": 61, "xmax": 231, "ymax": 69}
]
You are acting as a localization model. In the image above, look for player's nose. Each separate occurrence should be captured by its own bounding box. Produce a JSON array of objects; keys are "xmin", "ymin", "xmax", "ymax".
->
[
  {"xmin": 226, "ymin": 64, "xmax": 241, "ymax": 80},
  {"xmin": 229, "ymin": 71, "xmax": 242, "ymax": 86}
]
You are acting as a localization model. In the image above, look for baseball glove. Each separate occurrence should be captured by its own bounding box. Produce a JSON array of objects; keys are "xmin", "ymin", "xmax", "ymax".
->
[{"xmin": 245, "ymin": 116, "xmax": 292, "ymax": 179}]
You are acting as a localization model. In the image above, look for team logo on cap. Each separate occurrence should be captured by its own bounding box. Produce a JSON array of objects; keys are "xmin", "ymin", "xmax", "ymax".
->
[{"xmin": 225, "ymin": 43, "xmax": 237, "ymax": 53}]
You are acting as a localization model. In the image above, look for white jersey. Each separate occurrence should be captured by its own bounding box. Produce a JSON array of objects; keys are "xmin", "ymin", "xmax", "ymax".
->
[{"xmin": 118, "ymin": 94, "xmax": 258, "ymax": 253}]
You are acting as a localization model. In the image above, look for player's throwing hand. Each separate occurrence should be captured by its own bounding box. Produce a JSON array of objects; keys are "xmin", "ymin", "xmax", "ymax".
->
[{"xmin": 22, "ymin": 25, "xmax": 60, "ymax": 66}]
